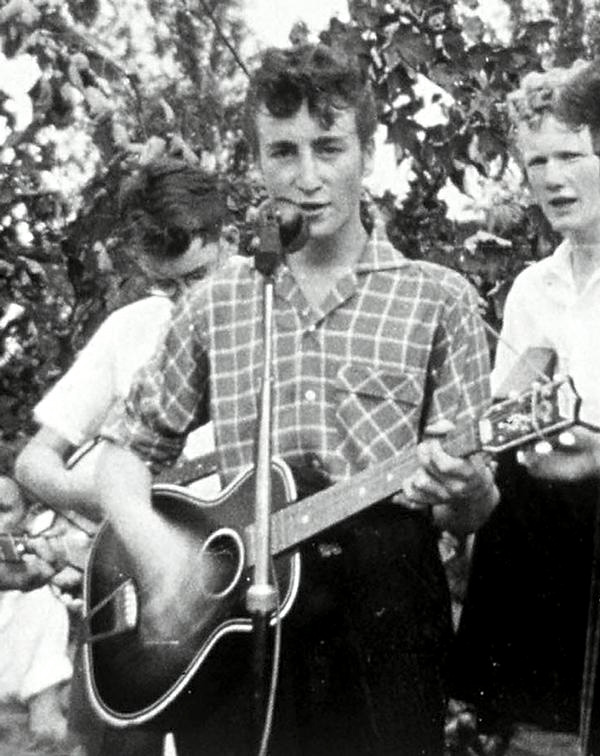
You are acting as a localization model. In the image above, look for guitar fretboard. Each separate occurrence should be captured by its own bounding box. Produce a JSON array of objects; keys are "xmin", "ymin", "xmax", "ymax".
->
[{"xmin": 245, "ymin": 424, "xmax": 480, "ymax": 563}]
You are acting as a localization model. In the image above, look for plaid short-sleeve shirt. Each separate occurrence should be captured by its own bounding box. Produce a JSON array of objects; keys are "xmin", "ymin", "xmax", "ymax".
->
[{"xmin": 103, "ymin": 235, "xmax": 491, "ymax": 485}]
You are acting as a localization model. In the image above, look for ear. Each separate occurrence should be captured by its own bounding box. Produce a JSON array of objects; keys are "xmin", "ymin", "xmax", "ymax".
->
[{"xmin": 361, "ymin": 137, "xmax": 375, "ymax": 178}]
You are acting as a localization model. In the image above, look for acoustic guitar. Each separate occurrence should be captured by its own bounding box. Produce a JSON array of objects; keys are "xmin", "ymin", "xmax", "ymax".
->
[{"xmin": 83, "ymin": 376, "xmax": 580, "ymax": 727}]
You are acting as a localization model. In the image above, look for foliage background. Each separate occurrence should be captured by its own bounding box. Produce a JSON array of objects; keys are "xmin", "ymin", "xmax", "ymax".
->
[{"xmin": 1, "ymin": 0, "xmax": 599, "ymax": 471}]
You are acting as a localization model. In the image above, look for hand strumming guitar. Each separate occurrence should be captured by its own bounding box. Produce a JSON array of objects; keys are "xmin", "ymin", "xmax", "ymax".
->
[{"xmin": 398, "ymin": 420, "xmax": 499, "ymax": 537}]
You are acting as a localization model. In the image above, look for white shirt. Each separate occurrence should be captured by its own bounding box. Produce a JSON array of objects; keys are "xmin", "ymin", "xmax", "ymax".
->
[
  {"xmin": 0, "ymin": 586, "xmax": 71, "ymax": 702},
  {"xmin": 492, "ymin": 240, "xmax": 600, "ymax": 425},
  {"xmin": 35, "ymin": 295, "xmax": 220, "ymax": 495}
]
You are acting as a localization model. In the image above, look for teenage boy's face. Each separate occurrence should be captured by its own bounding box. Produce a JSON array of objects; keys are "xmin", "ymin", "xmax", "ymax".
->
[
  {"xmin": 255, "ymin": 100, "xmax": 373, "ymax": 245},
  {"xmin": 518, "ymin": 114, "xmax": 600, "ymax": 243}
]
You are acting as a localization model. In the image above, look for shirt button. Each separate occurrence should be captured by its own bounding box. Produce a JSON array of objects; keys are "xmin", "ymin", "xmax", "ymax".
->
[{"xmin": 305, "ymin": 389, "xmax": 317, "ymax": 402}]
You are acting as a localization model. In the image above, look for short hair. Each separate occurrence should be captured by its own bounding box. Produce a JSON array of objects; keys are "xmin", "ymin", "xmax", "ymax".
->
[
  {"xmin": 119, "ymin": 159, "xmax": 228, "ymax": 259},
  {"xmin": 243, "ymin": 43, "xmax": 378, "ymax": 153},
  {"xmin": 507, "ymin": 60, "xmax": 590, "ymax": 136},
  {"xmin": 556, "ymin": 58, "xmax": 600, "ymax": 135}
]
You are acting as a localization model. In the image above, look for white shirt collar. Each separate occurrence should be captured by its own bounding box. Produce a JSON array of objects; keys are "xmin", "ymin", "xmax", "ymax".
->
[{"xmin": 544, "ymin": 239, "xmax": 573, "ymax": 282}]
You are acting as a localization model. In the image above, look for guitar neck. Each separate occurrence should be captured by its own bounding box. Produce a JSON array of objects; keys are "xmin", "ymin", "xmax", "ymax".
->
[{"xmin": 247, "ymin": 427, "xmax": 479, "ymax": 563}]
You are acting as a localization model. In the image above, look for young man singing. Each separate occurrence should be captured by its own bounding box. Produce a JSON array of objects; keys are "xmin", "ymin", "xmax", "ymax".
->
[
  {"xmin": 452, "ymin": 60, "xmax": 600, "ymax": 755},
  {"xmin": 95, "ymin": 43, "xmax": 497, "ymax": 755}
]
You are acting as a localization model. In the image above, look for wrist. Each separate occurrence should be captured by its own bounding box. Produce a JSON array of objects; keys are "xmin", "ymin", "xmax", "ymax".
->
[{"xmin": 439, "ymin": 477, "xmax": 499, "ymax": 538}]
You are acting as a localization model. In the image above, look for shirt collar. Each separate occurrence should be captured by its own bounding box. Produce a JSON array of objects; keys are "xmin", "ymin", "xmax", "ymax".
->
[
  {"xmin": 274, "ymin": 225, "xmax": 407, "ymax": 289},
  {"xmin": 355, "ymin": 232, "xmax": 407, "ymax": 273},
  {"xmin": 544, "ymin": 239, "xmax": 573, "ymax": 282}
]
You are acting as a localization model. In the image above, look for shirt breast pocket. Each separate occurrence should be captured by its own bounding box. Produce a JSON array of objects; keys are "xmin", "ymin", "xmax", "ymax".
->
[{"xmin": 334, "ymin": 362, "xmax": 424, "ymax": 468}]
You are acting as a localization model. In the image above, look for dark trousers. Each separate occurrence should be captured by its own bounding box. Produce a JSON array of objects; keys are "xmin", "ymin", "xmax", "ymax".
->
[
  {"xmin": 451, "ymin": 450, "xmax": 600, "ymax": 741},
  {"xmin": 71, "ymin": 505, "xmax": 451, "ymax": 755}
]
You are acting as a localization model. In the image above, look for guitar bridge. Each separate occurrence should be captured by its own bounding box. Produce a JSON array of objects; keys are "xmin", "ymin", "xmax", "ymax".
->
[{"xmin": 84, "ymin": 579, "xmax": 139, "ymax": 643}]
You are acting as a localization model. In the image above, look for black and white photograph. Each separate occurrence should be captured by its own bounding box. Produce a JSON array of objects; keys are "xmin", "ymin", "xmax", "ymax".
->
[{"xmin": 1, "ymin": 1, "xmax": 599, "ymax": 754}]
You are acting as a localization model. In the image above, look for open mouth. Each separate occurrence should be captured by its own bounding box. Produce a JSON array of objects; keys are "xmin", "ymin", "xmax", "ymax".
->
[{"xmin": 548, "ymin": 197, "xmax": 577, "ymax": 210}]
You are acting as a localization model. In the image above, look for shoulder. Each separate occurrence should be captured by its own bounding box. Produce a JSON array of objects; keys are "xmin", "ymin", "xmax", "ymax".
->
[
  {"xmin": 508, "ymin": 241, "xmax": 568, "ymax": 296},
  {"xmin": 193, "ymin": 256, "xmax": 257, "ymax": 303},
  {"xmin": 512, "ymin": 258, "xmax": 551, "ymax": 288},
  {"xmin": 397, "ymin": 258, "xmax": 478, "ymax": 304},
  {"xmin": 68, "ymin": 296, "xmax": 174, "ymax": 371},
  {"xmin": 503, "ymin": 257, "xmax": 555, "ymax": 311},
  {"xmin": 171, "ymin": 261, "xmax": 257, "ymax": 336},
  {"xmin": 368, "ymin": 237, "xmax": 475, "ymax": 300},
  {"xmin": 101, "ymin": 296, "xmax": 173, "ymax": 330}
]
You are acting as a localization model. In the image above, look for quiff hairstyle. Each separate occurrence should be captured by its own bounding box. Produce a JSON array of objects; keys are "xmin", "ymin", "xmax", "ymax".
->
[
  {"xmin": 243, "ymin": 43, "xmax": 378, "ymax": 154},
  {"xmin": 556, "ymin": 58, "xmax": 600, "ymax": 151},
  {"xmin": 119, "ymin": 159, "xmax": 228, "ymax": 259},
  {"xmin": 507, "ymin": 60, "xmax": 590, "ymax": 137}
]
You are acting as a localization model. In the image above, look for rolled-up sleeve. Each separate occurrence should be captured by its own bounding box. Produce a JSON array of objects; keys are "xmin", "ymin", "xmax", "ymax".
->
[{"xmin": 101, "ymin": 289, "xmax": 210, "ymax": 473}]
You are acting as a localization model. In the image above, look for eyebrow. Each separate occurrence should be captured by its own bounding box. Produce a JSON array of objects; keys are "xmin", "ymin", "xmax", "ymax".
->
[
  {"xmin": 313, "ymin": 135, "xmax": 346, "ymax": 145},
  {"xmin": 266, "ymin": 139, "xmax": 296, "ymax": 151},
  {"xmin": 266, "ymin": 134, "xmax": 348, "ymax": 151}
]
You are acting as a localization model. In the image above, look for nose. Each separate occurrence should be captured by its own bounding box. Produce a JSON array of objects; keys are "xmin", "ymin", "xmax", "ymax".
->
[
  {"xmin": 296, "ymin": 151, "xmax": 321, "ymax": 194},
  {"xmin": 544, "ymin": 158, "xmax": 566, "ymax": 188}
]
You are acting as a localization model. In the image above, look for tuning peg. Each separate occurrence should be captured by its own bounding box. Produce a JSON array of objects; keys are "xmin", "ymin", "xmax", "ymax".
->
[
  {"xmin": 558, "ymin": 431, "xmax": 577, "ymax": 447},
  {"xmin": 533, "ymin": 440, "xmax": 553, "ymax": 455}
]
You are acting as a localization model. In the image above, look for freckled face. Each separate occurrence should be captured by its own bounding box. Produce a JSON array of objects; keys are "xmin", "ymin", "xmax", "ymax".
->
[
  {"xmin": 255, "ymin": 101, "xmax": 374, "ymax": 249},
  {"xmin": 518, "ymin": 114, "xmax": 600, "ymax": 244}
]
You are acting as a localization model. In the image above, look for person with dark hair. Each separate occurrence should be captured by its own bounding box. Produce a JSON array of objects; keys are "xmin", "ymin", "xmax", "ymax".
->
[
  {"xmin": 15, "ymin": 158, "xmax": 229, "ymax": 519},
  {"xmin": 10, "ymin": 158, "xmax": 230, "ymax": 754},
  {"xmin": 94, "ymin": 42, "xmax": 497, "ymax": 755},
  {"xmin": 450, "ymin": 61, "xmax": 600, "ymax": 755}
]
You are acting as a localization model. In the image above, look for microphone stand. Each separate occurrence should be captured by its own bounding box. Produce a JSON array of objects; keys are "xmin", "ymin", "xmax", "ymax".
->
[{"xmin": 246, "ymin": 205, "xmax": 283, "ymax": 756}]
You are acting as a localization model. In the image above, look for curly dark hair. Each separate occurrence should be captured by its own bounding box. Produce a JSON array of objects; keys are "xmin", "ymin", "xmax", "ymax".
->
[
  {"xmin": 243, "ymin": 43, "xmax": 378, "ymax": 154},
  {"xmin": 119, "ymin": 158, "xmax": 228, "ymax": 259}
]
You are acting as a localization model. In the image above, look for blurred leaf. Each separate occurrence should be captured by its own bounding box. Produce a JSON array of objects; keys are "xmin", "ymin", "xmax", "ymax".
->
[
  {"xmin": 389, "ymin": 26, "xmax": 435, "ymax": 68},
  {"xmin": 66, "ymin": 0, "xmax": 101, "ymax": 25}
]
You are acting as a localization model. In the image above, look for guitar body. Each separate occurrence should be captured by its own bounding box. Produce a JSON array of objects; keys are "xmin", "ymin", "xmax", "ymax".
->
[
  {"xmin": 82, "ymin": 374, "xmax": 580, "ymax": 728},
  {"xmin": 83, "ymin": 458, "xmax": 299, "ymax": 727}
]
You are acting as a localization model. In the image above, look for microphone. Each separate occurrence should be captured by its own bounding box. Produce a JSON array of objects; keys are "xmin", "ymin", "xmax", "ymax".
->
[{"xmin": 250, "ymin": 199, "xmax": 309, "ymax": 275}]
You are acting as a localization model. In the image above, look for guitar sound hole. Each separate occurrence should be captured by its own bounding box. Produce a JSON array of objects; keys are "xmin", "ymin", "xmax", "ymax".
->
[{"xmin": 200, "ymin": 528, "xmax": 244, "ymax": 599}]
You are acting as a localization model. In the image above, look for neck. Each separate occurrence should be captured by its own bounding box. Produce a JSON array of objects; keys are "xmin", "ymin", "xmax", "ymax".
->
[
  {"xmin": 297, "ymin": 211, "xmax": 368, "ymax": 274},
  {"xmin": 567, "ymin": 236, "xmax": 600, "ymax": 291}
]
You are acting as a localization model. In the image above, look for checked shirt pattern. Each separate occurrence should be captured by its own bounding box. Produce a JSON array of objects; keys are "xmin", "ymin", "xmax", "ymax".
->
[{"xmin": 103, "ymin": 235, "xmax": 491, "ymax": 486}]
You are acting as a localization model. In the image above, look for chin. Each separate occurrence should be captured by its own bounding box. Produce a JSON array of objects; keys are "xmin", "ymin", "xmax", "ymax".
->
[{"xmin": 548, "ymin": 217, "xmax": 577, "ymax": 236}]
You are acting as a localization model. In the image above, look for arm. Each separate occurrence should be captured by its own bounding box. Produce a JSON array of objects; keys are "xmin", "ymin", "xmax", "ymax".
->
[
  {"xmin": 491, "ymin": 270, "xmax": 550, "ymax": 396},
  {"xmin": 95, "ymin": 440, "xmax": 219, "ymax": 642},
  {"xmin": 402, "ymin": 278, "xmax": 498, "ymax": 536},
  {"xmin": 15, "ymin": 427, "xmax": 103, "ymax": 520},
  {"xmin": 95, "ymin": 441, "xmax": 155, "ymax": 552},
  {"xmin": 94, "ymin": 292, "xmax": 214, "ymax": 639},
  {"xmin": 14, "ymin": 311, "xmax": 126, "ymax": 518}
]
